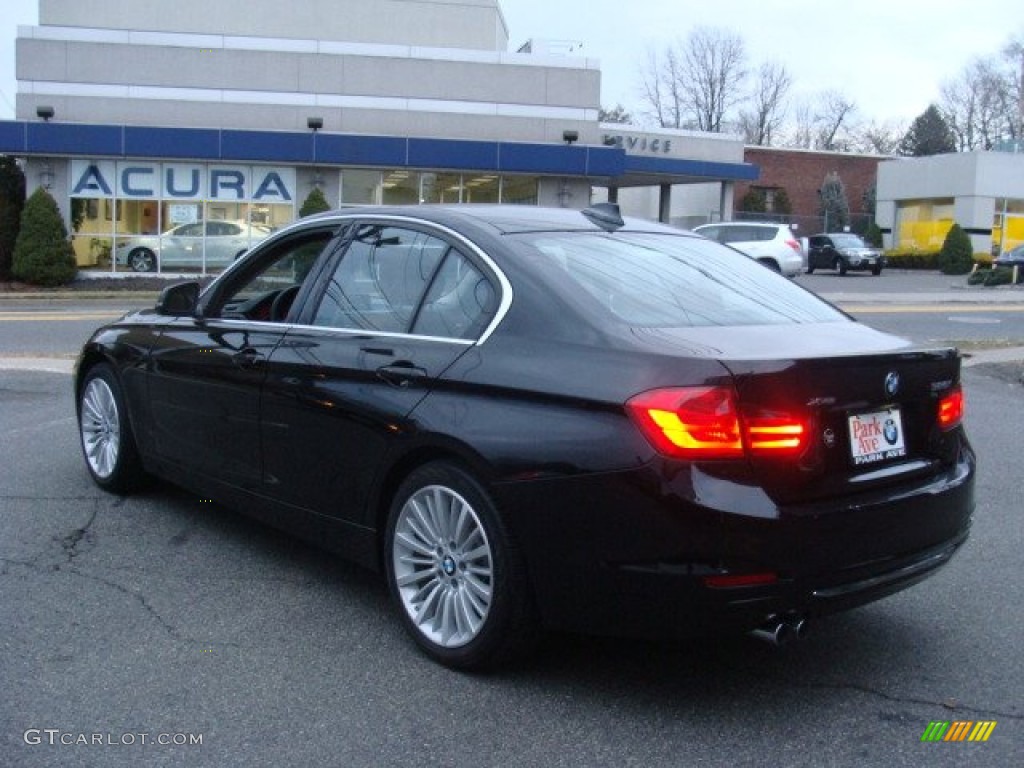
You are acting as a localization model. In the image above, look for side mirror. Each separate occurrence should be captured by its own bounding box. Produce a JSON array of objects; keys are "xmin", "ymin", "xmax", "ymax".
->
[{"xmin": 156, "ymin": 281, "xmax": 201, "ymax": 316}]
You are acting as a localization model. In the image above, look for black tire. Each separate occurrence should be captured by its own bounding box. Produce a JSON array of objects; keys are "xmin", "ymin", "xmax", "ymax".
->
[
  {"xmin": 129, "ymin": 248, "xmax": 156, "ymax": 272},
  {"xmin": 384, "ymin": 461, "xmax": 538, "ymax": 670},
  {"xmin": 77, "ymin": 364, "xmax": 145, "ymax": 493},
  {"xmin": 871, "ymin": 265, "xmax": 883, "ymax": 276},
  {"xmin": 834, "ymin": 257, "xmax": 848, "ymax": 276},
  {"xmin": 805, "ymin": 264, "xmax": 815, "ymax": 274}
]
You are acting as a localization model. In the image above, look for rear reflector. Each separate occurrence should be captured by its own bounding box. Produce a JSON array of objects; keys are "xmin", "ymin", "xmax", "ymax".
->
[
  {"xmin": 937, "ymin": 385, "xmax": 964, "ymax": 430},
  {"xmin": 627, "ymin": 386, "xmax": 809, "ymax": 460},
  {"xmin": 703, "ymin": 572, "xmax": 779, "ymax": 588}
]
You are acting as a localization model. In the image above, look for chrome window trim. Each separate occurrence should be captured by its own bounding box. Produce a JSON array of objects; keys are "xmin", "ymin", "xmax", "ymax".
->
[{"xmin": 212, "ymin": 318, "xmax": 474, "ymax": 346}]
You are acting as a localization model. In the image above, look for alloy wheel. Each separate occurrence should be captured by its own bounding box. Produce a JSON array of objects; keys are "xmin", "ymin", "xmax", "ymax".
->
[
  {"xmin": 80, "ymin": 377, "xmax": 121, "ymax": 480},
  {"xmin": 391, "ymin": 484, "xmax": 494, "ymax": 648}
]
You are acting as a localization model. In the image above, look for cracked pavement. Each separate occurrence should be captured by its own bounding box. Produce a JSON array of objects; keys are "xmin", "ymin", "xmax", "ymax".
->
[{"xmin": 1, "ymin": 366, "xmax": 1022, "ymax": 767}]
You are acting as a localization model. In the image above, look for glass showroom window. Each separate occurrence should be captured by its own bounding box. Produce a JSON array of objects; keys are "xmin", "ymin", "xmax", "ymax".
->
[
  {"xmin": 501, "ymin": 176, "xmax": 538, "ymax": 205},
  {"xmin": 382, "ymin": 170, "xmax": 421, "ymax": 205},
  {"xmin": 421, "ymin": 173, "xmax": 463, "ymax": 204},
  {"xmin": 993, "ymin": 199, "xmax": 1024, "ymax": 253},
  {"xmin": 462, "ymin": 174, "xmax": 499, "ymax": 203},
  {"xmin": 69, "ymin": 197, "xmax": 115, "ymax": 271},
  {"xmin": 341, "ymin": 170, "xmax": 382, "ymax": 204}
]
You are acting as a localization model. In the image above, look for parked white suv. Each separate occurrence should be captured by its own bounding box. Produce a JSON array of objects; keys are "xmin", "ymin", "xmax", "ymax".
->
[{"xmin": 692, "ymin": 222, "xmax": 804, "ymax": 277}]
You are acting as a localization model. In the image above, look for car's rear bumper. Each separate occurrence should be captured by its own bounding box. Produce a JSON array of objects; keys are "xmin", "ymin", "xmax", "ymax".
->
[{"xmin": 495, "ymin": 443, "xmax": 974, "ymax": 639}]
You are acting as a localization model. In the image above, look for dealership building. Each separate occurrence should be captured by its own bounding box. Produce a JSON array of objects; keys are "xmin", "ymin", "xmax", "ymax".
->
[
  {"xmin": 876, "ymin": 150, "xmax": 1024, "ymax": 255},
  {"xmin": 0, "ymin": 0, "xmax": 756, "ymax": 273}
]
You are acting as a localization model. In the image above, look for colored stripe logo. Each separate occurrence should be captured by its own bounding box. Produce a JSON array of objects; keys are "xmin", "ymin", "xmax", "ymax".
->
[{"xmin": 921, "ymin": 721, "xmax": 997, "ymax": 742}]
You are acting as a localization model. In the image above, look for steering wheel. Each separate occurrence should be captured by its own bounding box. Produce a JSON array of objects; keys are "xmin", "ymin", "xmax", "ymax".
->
[{"xmin": 269, "ymin": 285, "xmax": 301, "ymax": 322}]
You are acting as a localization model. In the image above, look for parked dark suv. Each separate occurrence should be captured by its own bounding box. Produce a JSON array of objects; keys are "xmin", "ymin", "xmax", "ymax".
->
[{"xmin": 807, "ymin": 233, "xmax": 885, "ymax": 276}]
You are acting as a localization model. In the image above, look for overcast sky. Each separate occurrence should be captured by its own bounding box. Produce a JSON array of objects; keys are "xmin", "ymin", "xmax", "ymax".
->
[{"xmin": 2, "ymin": 0, "xmax": 1021, "ymax": 131}]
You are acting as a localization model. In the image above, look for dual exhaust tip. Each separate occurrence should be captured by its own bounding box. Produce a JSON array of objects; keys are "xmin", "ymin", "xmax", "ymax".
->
[{"xmin": 750, "ymin": 614, "xmax": 808, "ymax": 647}]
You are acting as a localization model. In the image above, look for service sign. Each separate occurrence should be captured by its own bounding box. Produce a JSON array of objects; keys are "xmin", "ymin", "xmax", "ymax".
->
[{"xmin": 70, "ymin": 160, "xmax": 295, "ymax": 203}]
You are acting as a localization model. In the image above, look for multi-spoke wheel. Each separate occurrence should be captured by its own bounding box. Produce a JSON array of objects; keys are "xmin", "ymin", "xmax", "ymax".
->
[
  {"xmin": 385, "ymin": 462, "xmax": 537, "ymax": 669},
  {"xmin": 78, "ymin": 364, "xmax": 144, "ymax": 492},
  {"xmin": 129, "ymin": 248, "xmax": 156, "ymax": 272}
]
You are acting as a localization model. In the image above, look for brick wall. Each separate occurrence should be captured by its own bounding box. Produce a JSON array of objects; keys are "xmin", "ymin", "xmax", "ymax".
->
[{"xmin": 737, "ymin": 147, "xmax": 888, "ymax": 231}]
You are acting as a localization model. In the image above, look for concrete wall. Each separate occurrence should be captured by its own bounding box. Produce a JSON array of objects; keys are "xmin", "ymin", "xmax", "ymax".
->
[
  {"xmin": 876, "ymin": 152, "xmax": 1024, "ymax": 253},
  {"xmin": 40, "ymin": 0, "xmax": 510, "ymax": 51},
  {"xmin": 16, "ymin": 29, "xmax": 600, "ymax": 142}
]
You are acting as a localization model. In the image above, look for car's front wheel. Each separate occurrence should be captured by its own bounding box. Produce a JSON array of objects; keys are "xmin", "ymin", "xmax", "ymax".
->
[
  {"xmin": 385, "ymin": 462, "xmax": 537, "ymax": 670},
  {"xmin": 834, "ymin": 257, "xmax": 848, "ymax": 276},
  {"xmin": 129, "ymin": 248, "xmax": 156, "ymax": 272},
  {"xmin": 78, "ymin": 364, "xmax": 145, "ymax": 493},
  {"xmin": 871, "ymin": 264, "xmax": 883, "ymax": 276}
]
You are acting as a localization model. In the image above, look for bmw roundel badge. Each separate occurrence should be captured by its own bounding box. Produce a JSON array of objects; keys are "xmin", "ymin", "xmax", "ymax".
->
[{"xmin": 884, "ymin": 371, "xmax": 900, "ymax": 399}]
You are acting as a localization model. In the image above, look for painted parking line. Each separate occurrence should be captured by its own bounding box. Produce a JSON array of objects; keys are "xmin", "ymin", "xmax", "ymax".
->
[
  {"xmin": 841, "ymin": 304, "xmax": 1024, "ymax": 314},
  {"xmin": 0, "ymin": 312, "xmax": 123, "ymax": 322}
]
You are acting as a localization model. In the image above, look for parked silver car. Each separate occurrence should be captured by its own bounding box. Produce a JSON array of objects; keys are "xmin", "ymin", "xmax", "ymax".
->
[
  {"xmin": 116, "ymin": 220, "xmax": 272, "ymax": 272},
  {"xmin": 692, "ymin": 222, "xmax": 804, "ymax": 276}
]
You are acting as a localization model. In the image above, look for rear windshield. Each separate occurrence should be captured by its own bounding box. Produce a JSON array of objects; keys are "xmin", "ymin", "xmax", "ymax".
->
[{"xmin": 511, "ymin": 231, "xmax": 845, "ymax": 328}]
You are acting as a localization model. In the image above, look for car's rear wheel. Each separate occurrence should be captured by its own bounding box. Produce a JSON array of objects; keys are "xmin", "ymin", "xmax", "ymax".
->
[
  {"xmin": 129, "ymin": 248, "xmax": 156, "ymax": 272},
  {"xmin": 385, "ymin": 462, "xmax": 537, "ymax": 670},
  {"xmin": 759, "ymin": 259, "xmax": 781, "ymax": 273},
  {"xmin": 834, "ymin": 257, "xmax": 848, "ymax": 276},
  {"xmin": 871, "ymin": 265, "xmax": 883, "ymax": 276},
  {"xmin": 78, "ymin": 364, "xmax": 144, "ymax": 493}
]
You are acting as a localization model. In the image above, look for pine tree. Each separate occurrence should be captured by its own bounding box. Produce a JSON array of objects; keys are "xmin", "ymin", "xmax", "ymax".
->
[
  {"xmin": 0, "ymin": 156, "xmax": 26, "ymax": 282},
  {"xmin": 898, "ymin": 105, "xmax": 956, "ymax": 156},
  {"xmin": 299, "ymin": 186, "xmax": 330, "ymax": 218},
  {"xmin": 819, "ymin": 172, "xmax": 850, "ymax": 231},
  {"xmin": 937, "ymin": 223, "xmax": 974, "ymax": 275},
  {"xmin": 12, "ymin": 188, "xmax": 77, "ymax": 286}
]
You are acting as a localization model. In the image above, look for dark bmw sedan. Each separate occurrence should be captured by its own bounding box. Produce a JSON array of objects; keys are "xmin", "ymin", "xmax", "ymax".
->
[{"xmin": 75, "ymin": 204, "xmax": 975, "ymax": 669}]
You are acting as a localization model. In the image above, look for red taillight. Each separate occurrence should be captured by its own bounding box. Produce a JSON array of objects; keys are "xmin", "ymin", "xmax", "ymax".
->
[
  {"xmin": 937, "ymin": 385, "xmax": 964, "ymax": 430},
  {"xmin": 785, "ymin": 238, "xmax": 802, "ymax": 254},
  {"xmin": 626, "ymin": 387, "xmax": 743, "ymax": 459},
  {"xmin": 745, "ymin": 414, "xmax": 807, "ymax": 452},
  {"xmin": 627, "ymin": 386, "xmax": 809, "ymax": 459}
]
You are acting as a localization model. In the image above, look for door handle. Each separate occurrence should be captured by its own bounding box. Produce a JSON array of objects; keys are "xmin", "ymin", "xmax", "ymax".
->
[
  {"xmin": 232, "ymin": 348, "xmax": 265, "ymax": 369},
  {"xmin": 376, "ymin": 361, "xmax": 427, "ymax": 388}
]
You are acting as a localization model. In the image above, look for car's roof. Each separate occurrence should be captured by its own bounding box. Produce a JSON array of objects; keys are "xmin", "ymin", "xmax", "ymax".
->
[
  {"xmin": 303, "ymin": 204, "xmax": 695, "ymax": 237},
  {"xmin": 695, "ymin": 221, "xmax": 785, "ymax": 229}
]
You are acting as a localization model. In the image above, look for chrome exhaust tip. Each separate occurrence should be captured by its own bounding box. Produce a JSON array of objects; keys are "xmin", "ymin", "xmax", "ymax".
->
[
  {"xmin": 749, "ymin": 619, "xmax": 794, "ymax": 647},
  {"xmin": 749, "ymin": 615, "xmax": 807, "ymax": 646}
]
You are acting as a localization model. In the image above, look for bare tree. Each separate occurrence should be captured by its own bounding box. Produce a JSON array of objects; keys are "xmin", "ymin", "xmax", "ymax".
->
[
  {"xmin": 738, "ymin": 61, "xmax": 792, "ymax": 145},
  {"xmin": 1004, "ymin": 38, "xmax": 1023, "ymax": 139},
  {"xmin": 787, "ymin": 98, "xmax": 816, "ymax": 148},
  {"xmin": 639, "ymin": 46, "xmax": 685, "ymax": 128},
  {"xmin": 854, "ymin": 119, "xmax": 905, "ymax": 155},
  {"xmin": 639, "ymin": 27, "xmax": 747, "ymax": 132},
  {"xmin": 814, "ymin": 90, "xmax": 857, "ymax": 151},
  {"xmin": 941, "ymin": 56, "xmax": 1015, "ymax": 150}
]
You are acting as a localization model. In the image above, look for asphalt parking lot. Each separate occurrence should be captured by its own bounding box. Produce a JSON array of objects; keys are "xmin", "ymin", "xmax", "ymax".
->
[{"xmin": 1, "ymin": 273, "xmax": 1022, "ymax": 767}]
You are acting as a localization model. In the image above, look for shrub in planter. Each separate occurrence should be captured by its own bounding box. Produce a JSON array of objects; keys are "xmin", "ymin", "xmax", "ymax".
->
[
  {"xmin": 12, "ymin": 188, "xmax": 77, "ymax": 286},
  {"xmin": 883, "ymin": 250, "xmax": 940, "ymax": 270},
  {"xmin": 937, "ymin": 223, "xmax": 974, "ymax": 275},
  {"xmin": 983, "ymin": 267, "xmax": 1016, "ymax": 286},
  {"xmin": 299, "ymin": 186, "xmax": 330, "ymax": 218}
]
